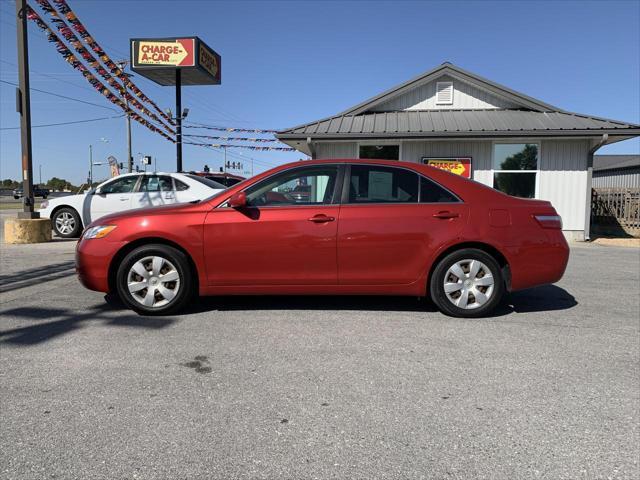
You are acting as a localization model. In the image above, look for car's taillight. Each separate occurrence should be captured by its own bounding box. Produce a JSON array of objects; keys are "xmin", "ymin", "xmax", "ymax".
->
[
  {"xmin": 534, "ymin": 214, "xmax": 562, "ymax": 229},
  {"xmin": 40, "ymin": 200, "xmax": 48, "ymax": 209}
]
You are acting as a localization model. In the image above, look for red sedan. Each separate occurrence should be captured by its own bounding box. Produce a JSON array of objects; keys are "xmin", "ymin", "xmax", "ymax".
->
[{"xmin": 76, "ymin": 159, "xmax": 569, "ymax": 318}]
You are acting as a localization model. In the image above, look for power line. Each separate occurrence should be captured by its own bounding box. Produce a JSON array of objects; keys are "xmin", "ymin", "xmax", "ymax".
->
[
  {"xmin": 0, "ymin": 114, "xmax": 125, "ymax": 131},
  {"xmin": 0, "ymin": 59, "xmax": 99, "ymax": 94},
  {"xmin": 0, "ymin": 79, "xmax": 120, "ymax": 112}
]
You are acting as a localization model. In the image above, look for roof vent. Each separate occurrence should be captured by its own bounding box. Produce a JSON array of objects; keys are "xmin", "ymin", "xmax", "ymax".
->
[{"xmin": 436, "ymin": 81, "xmax": 453, "ymax": 105}]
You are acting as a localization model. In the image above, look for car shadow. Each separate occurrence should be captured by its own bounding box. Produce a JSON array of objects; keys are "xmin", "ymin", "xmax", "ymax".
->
[
  {"xmin": 0, "ymin": 302, "xmax": 176, "ymax": 346},
  {"xmin": 179, "ymin": 284, "xmax": 576, "ymax": 317}
]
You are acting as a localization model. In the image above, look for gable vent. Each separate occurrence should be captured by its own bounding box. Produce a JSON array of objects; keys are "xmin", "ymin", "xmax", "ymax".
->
[{"xmin": 436, "ymin": 81, "xmax": 454, "ymax": 105}]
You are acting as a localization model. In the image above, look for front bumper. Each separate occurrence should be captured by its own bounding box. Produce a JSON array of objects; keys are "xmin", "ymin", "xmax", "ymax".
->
[{"xmin": 75, "ymin": 237, "xmax": 126, "ymax": 293}]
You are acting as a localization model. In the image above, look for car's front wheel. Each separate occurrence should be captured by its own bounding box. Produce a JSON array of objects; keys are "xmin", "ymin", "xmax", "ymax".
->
[
  {"xmin": 52, "ymin": 207, "xmax": 82, "ymax": 238},
  {"xmin": 430, "ymin": 248, "xmax": 505, "ymax": 318},
  {"xmin": 116, "ymin": 244, "xmax": 194, "ymax": 315}
]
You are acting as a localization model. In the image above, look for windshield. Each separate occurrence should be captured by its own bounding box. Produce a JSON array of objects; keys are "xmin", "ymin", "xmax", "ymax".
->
[{"xmin": 185, "ymin": 174, "xmax": 226, "ymax": 190}]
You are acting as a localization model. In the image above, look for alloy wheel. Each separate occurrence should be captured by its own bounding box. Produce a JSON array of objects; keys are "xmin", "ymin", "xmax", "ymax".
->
[{"xmin": 55, "ymin": 212, "xmax": 76, "ymax": 235}]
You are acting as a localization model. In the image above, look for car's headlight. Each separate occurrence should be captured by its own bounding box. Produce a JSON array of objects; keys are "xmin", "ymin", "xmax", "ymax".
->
[{"xmin": 83, "ymin": 225, "xmax": 117, "ymax": 239}]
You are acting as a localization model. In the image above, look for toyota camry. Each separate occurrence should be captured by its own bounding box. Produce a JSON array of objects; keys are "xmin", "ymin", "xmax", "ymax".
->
[{"xmin": 75, "ymin": 159, "xmax": 569, "ymax": 318}]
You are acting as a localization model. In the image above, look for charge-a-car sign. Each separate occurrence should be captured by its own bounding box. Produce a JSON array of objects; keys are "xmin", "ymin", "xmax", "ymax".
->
[
  {"xmin": 131, "ymin": 37, "xmax": 221, "ymax": 86},
  {"xmin": 134, "ymin": 39, "xmax": 195, "ymax": 67},
  {"xmin": 422, "ymin": 157, "xmax": 472, "ymax": 178}
]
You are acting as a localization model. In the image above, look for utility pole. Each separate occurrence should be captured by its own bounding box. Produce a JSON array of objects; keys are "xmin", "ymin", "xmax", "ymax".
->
[
  {"xmin": 15, "ymin": 0, "xmax": 37, "ymax": 219},
  {"xmin": 39, "ymin": 164, "xmax": 41, "ymax": 185},
  {"xmin": 89, "ymin": 144, "xmax": 93, "ymax": 185},
  {"xmin": 117, "ymin": 61, "xmax": 133, "ymax": 173},
  {"xmin": 175, "ymin": 69, "xmax": 182, "ymax": 172}
]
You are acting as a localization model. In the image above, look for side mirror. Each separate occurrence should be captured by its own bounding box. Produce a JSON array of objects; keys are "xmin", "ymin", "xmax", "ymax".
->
[
  {"xmin": 229, "ymin": 192, "xmax": 247, "ymax": 208},
  {"xmin": 92, "ymin": 187, "xmax": 101, "ymax": 195}
]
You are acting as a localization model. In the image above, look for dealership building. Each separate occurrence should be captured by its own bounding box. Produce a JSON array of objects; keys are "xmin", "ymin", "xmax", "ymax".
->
[{"xmin": 277, "ymin": 63, "xmax": 640, "ymax": 240}]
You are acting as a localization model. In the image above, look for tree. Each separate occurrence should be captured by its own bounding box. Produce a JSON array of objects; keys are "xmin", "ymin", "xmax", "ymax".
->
[
  {"xmin": 2, "ymin": 179, "xmax": 20, "ymax": 189},
  {"xmin": 46, "ymin": 177, "xmax": 76, "ymax": 192}
]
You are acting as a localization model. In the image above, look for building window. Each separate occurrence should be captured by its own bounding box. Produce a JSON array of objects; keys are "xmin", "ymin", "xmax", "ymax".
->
[
  {"xmin": 492, "ymin": 143, "xmax": 538, "ymax": 198},
  {"xmin": 359, "ymin": 144, "xmax": 399, "ymax": 160}
]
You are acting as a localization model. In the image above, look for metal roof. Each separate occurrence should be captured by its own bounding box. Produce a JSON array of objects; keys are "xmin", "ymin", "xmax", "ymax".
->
[
  {"xmin": 277, "ymin": 109, "xmax": 640, "ymax": 139},
  {"xmin": 593, "ymin": 155, "xmax": 640, "ymax": 171}
]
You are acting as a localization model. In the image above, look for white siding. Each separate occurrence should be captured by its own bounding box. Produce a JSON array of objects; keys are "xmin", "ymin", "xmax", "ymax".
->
[
  {"xmin": 400, "ymin": 139, "xmax": 493, "ymax": 183},
  {"xmin": 538, "ymin": 140, "xmax": 590, "ymax": 233},
  {"xmin": 311, "ymin": 138, "xmax": 591, "ymax": 238},
  {"xmin": 593, "ymin": 169, "xmax": 640, "ymax": 188},
  {"xmin": 371, "ymin": 75, "xmax": 518, "ymax": 112},
  {"xmin": 315, "ymin": 142, "xmax": 357, "ymax": 159}
]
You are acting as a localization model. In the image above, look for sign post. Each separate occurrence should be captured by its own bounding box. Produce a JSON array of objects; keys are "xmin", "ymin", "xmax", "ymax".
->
[{"xmin": 130, "ymin": 37, "xmax": 221, "ymax": 172}]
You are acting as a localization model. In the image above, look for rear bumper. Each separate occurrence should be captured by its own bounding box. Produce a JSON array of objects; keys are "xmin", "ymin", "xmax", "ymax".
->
[
  {"xmin": 505, "ymin": 231, "xmax": 570, "ymax": 291},
  {"xmin": 75, "ymin": 237, "xmax": 126, "ymax": 293}
]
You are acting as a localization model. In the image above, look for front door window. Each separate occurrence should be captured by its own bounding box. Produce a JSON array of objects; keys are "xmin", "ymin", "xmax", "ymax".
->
[{"xmin": 245, "ymin": 166, "xmax": 338, "ymax": 207}]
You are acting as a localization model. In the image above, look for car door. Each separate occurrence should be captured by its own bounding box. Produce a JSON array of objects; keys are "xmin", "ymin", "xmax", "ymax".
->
[
  {"xmin": 203, "ymin": 164, "xmax": 342, "ymax": 286},
  {"xmin": 130, "ymin": 175, "xmax": 177, "ymax": 210},
  {"xmin": 337, "ymin": 164, "xmax": 467, "ymax": 285},
  {"xmin": 89, "ymin": 175, "xmax": 139, "ymax": 221}
]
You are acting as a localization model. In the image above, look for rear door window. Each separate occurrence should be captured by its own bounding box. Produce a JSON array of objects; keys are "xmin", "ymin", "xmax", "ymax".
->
[
  {"xmin": 139, "ymin": 175, "xmax": 173, "ymax": 192},
  {"xmin": 420, "ymin": 176, "xmax": 459, "ymax": 203},
  {"xmin": 347, "ymin": 165, "xmax": 419, "ymax": 203}
]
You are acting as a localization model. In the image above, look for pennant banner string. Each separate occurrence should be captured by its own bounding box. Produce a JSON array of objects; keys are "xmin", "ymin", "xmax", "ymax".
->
[
  {"xmin": 50, "ymin": 0, "xmax": 176, "ymax": 127},
  {"xmin": 183, "ymin": 134, "xmax": 280, "ymax": 143},
  {"xmin": 184, "ymin": 123, "xmax": 280, "ymax": 134},
  {"xmin": 185, "ymin": 141, "xmax": 295, "ymax": 151},
  {"xmin": 33, "ymin": 0, "xmax": 175, "ymax": 137},
  {"xmin": 26, "ymin": 8, "xmax": 175, "ymax": 143}
]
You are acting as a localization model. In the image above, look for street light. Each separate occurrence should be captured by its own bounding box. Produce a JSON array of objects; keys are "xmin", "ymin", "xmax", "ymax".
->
[
  {"xmin": 89, "ymin": 138, "xmax": 109, "ymax": 186},
  {"xmin": 117, "ymin": 61, "xmax": 134, "ymax": 173}
]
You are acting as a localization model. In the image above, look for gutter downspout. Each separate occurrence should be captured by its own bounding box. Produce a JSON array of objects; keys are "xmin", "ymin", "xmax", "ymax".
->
[
  {"xmin": 585, "ymin": 133, "xmax": 608, "ymax": 240},
  {"xmin": 306, "ymin": 137, "xmax": 317, "ymax": 159}
]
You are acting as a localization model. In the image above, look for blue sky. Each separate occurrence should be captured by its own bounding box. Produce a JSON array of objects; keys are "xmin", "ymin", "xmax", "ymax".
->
[{"xmin": 1, "ymin": 0, "xmax": 639, "ymax": 185}]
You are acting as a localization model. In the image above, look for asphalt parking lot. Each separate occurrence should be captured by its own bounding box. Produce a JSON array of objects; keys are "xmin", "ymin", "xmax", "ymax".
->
[{"xmin": 0, "ymin": 229, "xmax": 638, "ymax": 479}]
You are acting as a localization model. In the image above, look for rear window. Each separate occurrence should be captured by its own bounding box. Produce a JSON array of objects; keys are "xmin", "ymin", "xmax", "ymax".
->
[{"xmin": 185, "ymin": 174, "xmax": 226, "ymax": 190}]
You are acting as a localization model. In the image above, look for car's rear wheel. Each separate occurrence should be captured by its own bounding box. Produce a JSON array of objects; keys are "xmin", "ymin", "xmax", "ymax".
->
[
  {"xmin": 52, "ymin": 207, "xmax": 82, "ymax": 238},
  {"xmin": 430, "ymin": 248, "xmax": 504, "ymax": 318},
  {"xmin": 116, "ymin": 244, "xmax": 194, "ymax": 316}
]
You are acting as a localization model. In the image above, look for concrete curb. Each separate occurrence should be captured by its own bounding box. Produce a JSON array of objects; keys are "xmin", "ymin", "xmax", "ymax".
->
[{"xmin": 3, "ymin": 217, "xmax": 52, "ymax": 244}]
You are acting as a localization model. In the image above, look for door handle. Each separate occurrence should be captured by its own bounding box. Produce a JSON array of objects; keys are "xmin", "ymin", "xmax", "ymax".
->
[
  {"xmin": 432, "ymin": 211, "xmax": 459, "ymax": 219},
  {"xmin": 308, "ymin": 214, "xmax": 335, "ymax": 223},
  {"xmin": 119, "ymin": 197, "xmax": 128, "ymax": 201}
]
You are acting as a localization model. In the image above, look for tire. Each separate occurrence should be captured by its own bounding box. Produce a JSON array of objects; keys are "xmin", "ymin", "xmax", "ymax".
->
[
  {"xmin": 13, "ymin": 196, "xmax": 19, "ymax": 200},
  {"xmin": 42, "ymin": 194, "xmax": 48, "ymax": 199},
  {"xmin": 52, "ymin": 207, "xmax": 82, "ymax": 238},
  {"xmin": 116, "ymin": 244, "xmax": 194, "ymax": 316},
  {"xmin": 429, "ymin": 248, "xmax": 505, "ymax": 318}
]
